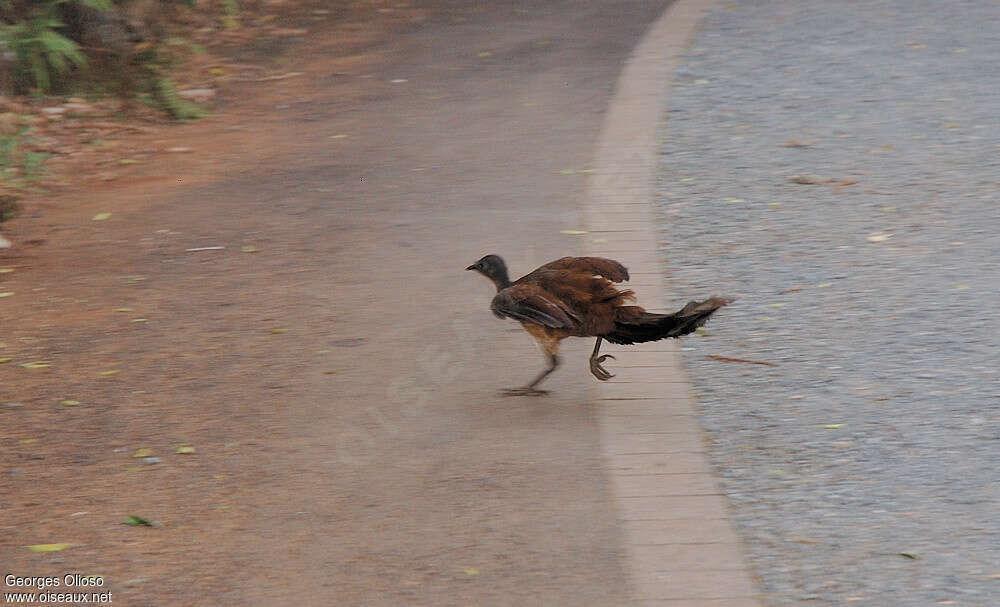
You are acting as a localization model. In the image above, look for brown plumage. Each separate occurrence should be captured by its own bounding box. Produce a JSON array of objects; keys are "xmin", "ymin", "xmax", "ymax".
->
[{"xmin": 467, "ymin": 254, "xmax": 733, "ymax": 396}]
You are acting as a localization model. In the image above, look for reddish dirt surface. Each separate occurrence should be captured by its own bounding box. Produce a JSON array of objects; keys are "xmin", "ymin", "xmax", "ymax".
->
[{"xmin": 1, "ymin": 1, "xmax": 670, "ymax": 604}]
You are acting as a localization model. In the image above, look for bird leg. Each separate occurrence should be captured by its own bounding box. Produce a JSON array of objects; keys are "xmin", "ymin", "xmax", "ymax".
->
[
  {"xmin": 500, "ymin": 354, "xmax": 559, "ymax": 397},
  {"xmin": 589, "ymin": 337, "xmax": 615, "ymax": 381}
]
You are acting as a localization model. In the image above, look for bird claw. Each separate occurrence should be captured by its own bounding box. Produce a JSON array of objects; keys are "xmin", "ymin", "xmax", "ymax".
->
[
  {"xmin": 589, "ymin": 354, "xmax": 616, "ymax": 381},
  {"xmin": 499, "ymin": 387, "xmax": 550, "ymax": 397}
]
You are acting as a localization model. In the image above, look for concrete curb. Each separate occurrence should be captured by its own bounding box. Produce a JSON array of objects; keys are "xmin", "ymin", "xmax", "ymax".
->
[{"xmin": 584, "ymin": 1, "xmax": 764, "ymax": 604}]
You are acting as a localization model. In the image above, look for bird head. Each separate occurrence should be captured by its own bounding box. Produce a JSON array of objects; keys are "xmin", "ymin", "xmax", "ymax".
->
[{"xmin": 466, "ymin": 254, "xmax": 511, "ymax": 290}]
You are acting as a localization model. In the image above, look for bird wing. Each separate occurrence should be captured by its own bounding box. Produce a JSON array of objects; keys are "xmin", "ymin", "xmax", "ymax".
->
[
  {"xmin": 491, "ymin": 284, "xmax": 580, "ymax": 329},
  {"xmin": 529, "ymin": 256, "xmax": 630, "ymax": 282}
]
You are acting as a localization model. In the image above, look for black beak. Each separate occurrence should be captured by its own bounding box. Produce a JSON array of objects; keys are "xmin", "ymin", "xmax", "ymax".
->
[{"xmin": 466, "ymin": 264, "xmax": 478, "ymax": 271}]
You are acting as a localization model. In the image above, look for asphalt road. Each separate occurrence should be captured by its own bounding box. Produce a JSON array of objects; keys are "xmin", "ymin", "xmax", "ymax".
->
[{"xmin": 655, "ymin": 1, "xmax": 1000, "ymax": 604}]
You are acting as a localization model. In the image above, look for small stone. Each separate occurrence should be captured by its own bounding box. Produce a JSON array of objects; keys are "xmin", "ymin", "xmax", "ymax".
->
[
  {"xmin": 177, "ymin": 88, "xmax": 215, "ymax": 103},
  {"xmin": 142, "ymin": 456, "xmax": 161, "ymax": 465},
  {"xmin": 41, "ymin": 107, "xmax": 67, "ymax": 115},
  {"xmin": 0, "ymin": 235, "xmax": 11, "ymax": 249},
  {"xmin": 2, "ymin": 402, "xmax": 23, "ymax": 409}
]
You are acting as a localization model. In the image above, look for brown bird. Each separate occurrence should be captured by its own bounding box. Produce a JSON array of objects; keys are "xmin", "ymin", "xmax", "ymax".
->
[{"xmin": 467, "ymin": 254, "xmax": 732, "ymax": 396}]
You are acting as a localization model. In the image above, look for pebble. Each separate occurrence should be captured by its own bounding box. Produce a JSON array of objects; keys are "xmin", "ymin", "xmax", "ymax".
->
[{"xmin": 177, "ymin": 88, "xmax": 215, "ymax": 103}]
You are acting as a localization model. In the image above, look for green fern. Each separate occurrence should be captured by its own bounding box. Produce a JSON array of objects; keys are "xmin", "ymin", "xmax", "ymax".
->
[{"xmin": 0, "ymin": 0, "xmax": 111, "ymax": 93}]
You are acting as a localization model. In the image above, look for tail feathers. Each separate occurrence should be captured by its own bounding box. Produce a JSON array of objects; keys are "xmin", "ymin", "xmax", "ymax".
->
[{"xmin": 605, "ymin": 296, "xmax": 733, "ymax": 345}]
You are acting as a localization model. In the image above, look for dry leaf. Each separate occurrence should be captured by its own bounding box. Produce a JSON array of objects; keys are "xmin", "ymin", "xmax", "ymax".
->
[
  {"xmin": 92, "ymin": 212, "xmax": 112, "ymax": 221},
  {"xmin": 867, "ymin": 232, "xmax": 893, "ymax": 243}
]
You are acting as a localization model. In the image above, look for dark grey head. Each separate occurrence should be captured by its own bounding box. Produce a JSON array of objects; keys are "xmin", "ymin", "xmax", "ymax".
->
[{"xmin": 465, "ymin": 254, "xmax": 511, "ymax": 290}]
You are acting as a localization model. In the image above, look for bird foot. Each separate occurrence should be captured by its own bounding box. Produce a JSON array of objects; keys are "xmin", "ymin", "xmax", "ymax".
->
[
  {"xmin": 499, "ymin": 387, "xmax": 550, "ymax": 397},
  {"xmin": 589, "ymin": 354, "xmax": 616, "ymax": 381}
]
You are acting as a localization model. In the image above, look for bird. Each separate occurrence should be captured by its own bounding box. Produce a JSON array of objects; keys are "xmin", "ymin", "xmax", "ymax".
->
[{"xmin": 466, "ymin": 254, "xmax": 732, "ymax": 396}]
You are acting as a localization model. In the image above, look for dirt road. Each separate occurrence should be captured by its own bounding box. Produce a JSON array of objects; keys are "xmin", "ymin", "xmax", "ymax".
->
[{"xmin": 1, "ymin": 1, "xmax": 675, "ymax": 605}]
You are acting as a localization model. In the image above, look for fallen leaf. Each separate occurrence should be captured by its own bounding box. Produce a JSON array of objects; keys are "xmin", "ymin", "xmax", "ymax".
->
[
  {"xmin": 708, "ymin": 354, "xmax": 778, "ymax": 367},
  {"xmin": 0, "ymin": 268, "xmax": 14, "ymax": 273},
  {"xmin": 329, "ymin": 134, "xmax": 348, "ymax": 139},
  {"xmin": 185, "ymin": 246, "xmax": 225, "ymax": 252},
  {"xmin": 18, "ymin": 438, "xmax": 39, "ymax": 445},
  {"xmin": 463, "ymin": 568, "xmax": 480, "ymax": 576},
  {"xmin": 899, "ymin": 552, "xmax": 920, "ymax": 560},
  {"xmin": 952, "ymin": 284, "xmax": 969, "ymax": 291},
  {"xmin": 122, "ymin": 515, "xmax": 154, "ymax": 527},
  {"xmin": 477, "ymin": 51, "xmax": 492, "ymax": 57},
  {"xmin": 21, "ymin": 361, "xmax": 51, "ymax": 369},
  {"xmin": 867, "ymin": 232, "xmax": 893, "ymax": 243},
  {"xmin": 789, "ymin": 536, "xmax": 822, "ymax": 545},
  {"xmin": 25, "ymin": 543, "xmax": 73, "ymax": 552},
  {"xmin": 768, "ymin": 302, "xmax": 787, "ymax": 307},
  {"xmin": 115, "ymin": 307, "xmax": 134, "ymax": 312},
  {"xmin": 558, "ymin": 169, "xmax": 577, "ymax": 175},
  {"xmin": 390, "ymin": 78, "xmax": 408, "ymax": 83},
  {"xmin": 789, "ymin": 174, "xmax": 826, "ymax": 185},
  {"xmin": 99, "ymin": 369, "xmax": 120, "ymax": 376},
  {"xmin": 817, "ymin": 282, "xmax": 833, "ymax": 288},
  {"xmin": 694, "ymin": 327, "xmax": 710, "ymax": 336},
  {"xmin": 0, "ymin": 357, "xmax": 11, "ymax": 363},
  {"xmin": 92, "ymin": 212, "xmax": 112, "ymax": 221},
  {"xmin": 723, "ymin": 197, "xmax": 745, "ymax": 203},
  {"xmin": 175, "ymin": 445, "xmax": 196, "ymax": 454},
  {"xmin": 0, "ymin": 292, "xmax": 14, "ymax": 298},
  {"xmin": 269, "ymin": 328, "xmax": 286, "ymax": 334},
  {"xmin": 559, "ymin": 229, "xmax": 587, "ymax": 235},
  {"xmin": 60, "ymin": 400, "xmax": 80, "ymax": 407},
  {"xmin": 241, "ymin": 245, "xmax": 259, "ymax": 253},
  {"xmin": 824, "ymin": 424, "xmax": 845, "ymax": 429},
  {"xmin": 133, "ymin": 448, "xmax": 153, "ymax": 458}
]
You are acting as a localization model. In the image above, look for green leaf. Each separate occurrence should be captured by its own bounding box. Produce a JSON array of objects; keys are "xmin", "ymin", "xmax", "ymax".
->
[
  {"xmin": 175, "ymin": 445, "xmax": 196, "ymax": 454},
  {"xmin": 25, "ymin": 543, "xmax": 72, "ymax": 552},
  {"xmin": 122, "ymin": 515, "xmax": 154, "ymax": 527}
]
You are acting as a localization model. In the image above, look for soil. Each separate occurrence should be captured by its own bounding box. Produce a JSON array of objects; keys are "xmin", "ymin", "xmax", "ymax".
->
[{"xmin": 0, "ymin": 1, "xmax": 670, "ymax": 604}]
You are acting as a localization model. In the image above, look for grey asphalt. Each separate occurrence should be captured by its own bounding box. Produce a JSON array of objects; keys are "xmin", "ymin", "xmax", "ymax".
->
[{"xmin": 654, "ymin": 1, "xmax": 1000, "ymax": 605}]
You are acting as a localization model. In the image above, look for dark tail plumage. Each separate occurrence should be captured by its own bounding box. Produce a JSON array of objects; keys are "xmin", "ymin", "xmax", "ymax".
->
[{"xmin": 604, "ymin": 297, "xmax": 733, "ymax": 345}]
